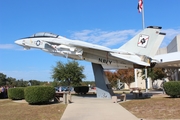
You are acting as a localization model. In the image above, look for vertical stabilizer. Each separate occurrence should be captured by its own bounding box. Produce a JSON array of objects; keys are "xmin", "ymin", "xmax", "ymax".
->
[
  {"xmin": 150, "ymin": 32, "xmax": 166, "ymax": 57},
  {"xmin": 119, "ymin": 26, "xmax": 165, "ymax": 57}
]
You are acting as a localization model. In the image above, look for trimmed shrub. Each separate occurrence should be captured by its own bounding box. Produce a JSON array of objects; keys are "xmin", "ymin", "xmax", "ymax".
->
[
  {"xmin": 24, "ymin": 86, "xmax": 55, "ymax": 104},
  {"xmin": 163, "ymin": 81, "xmax": 180, "ymax": 97},
  {"xmin": 74, "ymin": 87, "xmax": 80, "ymax": 93},
  {"xmin": 74, "ymin": 86, "xmax": 89, "ymax": 94},
  {"xmin": 8, "ymin": 87, "xmax": 25, "ymax": 100}
]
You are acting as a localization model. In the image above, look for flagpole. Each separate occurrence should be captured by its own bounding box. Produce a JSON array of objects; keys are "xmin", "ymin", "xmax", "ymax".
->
[
  {"xmin": 136, "ymin": 0, "xmax": 148, "ymax": 92},
  {"xmin": 142, "ymin": 0, "xmax": 148, "ymax": 92},
  {"xmin": 134, "ymin": 0, "xmax": 143, "ymax": 87},
  {"xmin": 142, "ymin": 0, "xmax": 145, "ymax": 29}
]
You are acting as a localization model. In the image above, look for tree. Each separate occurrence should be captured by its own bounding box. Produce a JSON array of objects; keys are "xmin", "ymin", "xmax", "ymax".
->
[
  {"xmin": 51, "ymin": 60, "xmax": 86, "ymax": 86},
  {"xmin": 0, "ymin": 73, "xmax": 47, "ymax": 87},
  {"xmin": 104, "ymin": 71, "xmax": 117, "ymax": 87},
  {"xmin": 115, "ymin": 69, "xmax": 134, "ymax": 89},
  {"xmin": 141, "ymin": 68, "xmax": 166, "ymax": 82},
  {"xmin": 51, "ymin": 80, "xmax": 61, "ymax": 87},
  {"xmin": 6, "ymin": 77, "xmax": 16, "ymax": 86},
  {"xmin": 0, "ymin": 73, "xmax": 7, "ymax": 86},
  {"xmin": 16, "ymin": 79, "xmax": 27, "ymax": 87},
  {"xmin": 29, "ymin": 80, "xmax": 40, "ymax": 86},
  {"xmin": 81, "ymin": 81, "xmax": 95, "ymax": 87}
]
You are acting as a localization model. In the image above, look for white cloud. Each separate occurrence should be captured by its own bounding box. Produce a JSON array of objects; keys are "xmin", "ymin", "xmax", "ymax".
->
[
  {"xmin": 0, "ymin": 44, "xmax": 24, "ymax": 50},
  {"xmin": 70, "ymin": 29, "xmax": 138, "ymax": 48},
  {"xmin": 162, "ymin": 28, "xmax": 180, "ymax": 39},
  {"xmin": 0, "ymin": 44, "xmax": 15, "ymax": 49},
  {"xmin": 0, "ymin": 44, "xmax": 39, "ymax": 51},
  {"xmin": 160, "ymin": 28, "xmax": 180, "ymax": 47},
  {"xmin": 70, "ymin": 27, "xmax": 180, "ymax": 48}
]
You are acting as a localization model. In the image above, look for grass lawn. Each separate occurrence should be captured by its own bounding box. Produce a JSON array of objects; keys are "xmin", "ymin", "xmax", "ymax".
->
[
  {"xmin": 0, "ymin": 99, "xmax": 66, "ymax": 120},
  {"xmin": 120, "ymin": 94, "xmax": 180, "ymax": 119}
]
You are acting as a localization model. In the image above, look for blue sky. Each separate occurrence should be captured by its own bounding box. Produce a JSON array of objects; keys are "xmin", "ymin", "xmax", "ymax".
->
[{"xmin": 1, "ymin": 0, "xmax": 180, "ymax": 82}]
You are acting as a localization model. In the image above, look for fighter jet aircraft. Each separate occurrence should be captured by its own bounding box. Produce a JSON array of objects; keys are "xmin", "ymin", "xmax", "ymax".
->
[{"xmin": 15, "ymin": 26, "xmax": 165, "ymax": 69}]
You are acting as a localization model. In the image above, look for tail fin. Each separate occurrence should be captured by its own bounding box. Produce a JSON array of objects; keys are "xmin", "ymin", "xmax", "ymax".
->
[{"xmin": 119, "ymin": 26, "xmax": 165, "ymax": 57}]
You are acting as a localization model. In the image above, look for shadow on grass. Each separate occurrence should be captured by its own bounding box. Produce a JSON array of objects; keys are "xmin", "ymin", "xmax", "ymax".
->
[
  {"xmin": 28, "ymin": 101, "xmax": 63, "ymax": 105},
  {"xmin": 11, "ymin": 98, "xmax": 63, "ymax": 105},
  {"xmin": 72, "ymin": 93, "xmax": 97, "ymax": 98},
  {"xmin": 164, "ymin": 95, "xmax": 180, "ymax": 99}
]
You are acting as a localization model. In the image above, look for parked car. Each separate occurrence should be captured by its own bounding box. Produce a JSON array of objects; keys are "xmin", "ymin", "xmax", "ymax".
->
[
  {"xmin": 55, "ymin": 87, "xmax": 59, "ymax": 92},
  {"xmin": 55, "ymin": 86, "xmax": 73, "ymax": 92}
]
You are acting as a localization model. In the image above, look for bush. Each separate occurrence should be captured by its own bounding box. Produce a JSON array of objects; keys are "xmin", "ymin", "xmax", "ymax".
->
[
  {"xmin": 24, "ymin": 86, "xmax": 55, "ymax": 104},
  {"xmin": 8, "ymin": 87, "xmax": 25, "ymax": 100},
  {"xmin": 74, "ymin": 86, "xmax": 89, "ymax": 94},
  {"xmin": 163, "ymin": 81, "xmax": 180, "ymax": 97},
  {"xmin": 74, "ymin": 87, "xmax": 80, "ymax": 93}
]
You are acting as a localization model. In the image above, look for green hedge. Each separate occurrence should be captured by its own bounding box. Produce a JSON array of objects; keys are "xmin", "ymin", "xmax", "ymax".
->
[
  {"xmin": 74, "ymin": 86, "xmax": 89, "ymax": 94},
  {"xmin": 24, "ymin": 86, "xmax": 55, "ymax": 104},
  {"xmin": 8, "ymin": 87, "xmax": 25, "ymax": 100},
  {"xmin": 163, "ymin": 81, "xmax": 180, "ymax": 97}
]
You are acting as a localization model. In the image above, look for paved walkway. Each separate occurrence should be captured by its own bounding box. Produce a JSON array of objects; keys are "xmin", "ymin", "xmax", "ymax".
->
[{"xmin": 61, "ymin": 95, "xmax": 139, "ymax": 120}]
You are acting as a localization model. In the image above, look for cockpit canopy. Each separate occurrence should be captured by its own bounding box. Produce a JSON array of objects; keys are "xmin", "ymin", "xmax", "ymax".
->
[{"xmin": 31, "ymin": 32, "xmax": 59, "ymax": 38}]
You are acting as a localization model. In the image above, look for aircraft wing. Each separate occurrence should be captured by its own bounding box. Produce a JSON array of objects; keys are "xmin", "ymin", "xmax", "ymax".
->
[
  {"xmin": 153, "ymin": 52, "xmax": 180, "ymax": 68},
  {"xmin": 46, "ymin": 39, "xmax": 149, "ymax": 66},
  {"xmin": 62, "ymin": 41, "xmax": 150, "ymax": 66},
  {"xmin": 68, "ymin": 42, "xmax": 150, "ymax": 66},
  {"xmin": 68, "ymin": 41, "xmax": 113, "ymax": 52}
]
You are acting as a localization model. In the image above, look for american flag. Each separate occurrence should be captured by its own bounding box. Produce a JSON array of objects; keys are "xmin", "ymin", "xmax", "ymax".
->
[{"xmin": 137, "ymin": 0, "xmax": 143, "ymax": 13}]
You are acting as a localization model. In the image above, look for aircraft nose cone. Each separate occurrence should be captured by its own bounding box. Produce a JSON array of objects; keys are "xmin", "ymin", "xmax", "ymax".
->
[{"xmin": 15, "ymin": 40, "xmax": 23, "ymax": 45}]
